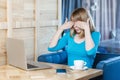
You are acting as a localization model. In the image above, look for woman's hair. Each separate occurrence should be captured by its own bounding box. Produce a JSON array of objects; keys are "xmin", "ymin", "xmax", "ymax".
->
[{"xmin": 70, "ymin": 8, "xmax": 96, "ymax": 38}]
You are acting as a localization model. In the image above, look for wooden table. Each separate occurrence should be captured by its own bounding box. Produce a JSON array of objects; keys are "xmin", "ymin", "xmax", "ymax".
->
[{"xmin": 0, "ymin": 63, "xmax": 103, "ymax": 80}]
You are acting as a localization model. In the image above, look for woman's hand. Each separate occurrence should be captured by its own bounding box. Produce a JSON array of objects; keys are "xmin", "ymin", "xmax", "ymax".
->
[
  {"xmin": 59, "ymin": 20, "xmax": 74, "ymax": 31},
  {"xmin": 74, "ymin": 19, "xmax": 90, "ymax": 30}
]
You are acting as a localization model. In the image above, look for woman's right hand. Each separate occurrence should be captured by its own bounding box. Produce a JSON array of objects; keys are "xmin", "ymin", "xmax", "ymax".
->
[
  {"xmin": 49, "ymin": 19, "xmax": 74, "ymax": 48},
  {"xmin": 59, "ymin": 21, "xmax": 74, "ymax": 31}
]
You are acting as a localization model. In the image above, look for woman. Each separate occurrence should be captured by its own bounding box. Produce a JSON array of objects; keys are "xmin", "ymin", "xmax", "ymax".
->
[{"xmin": 48, "ymin": 8, "xmax": 100, "ymax": 68}]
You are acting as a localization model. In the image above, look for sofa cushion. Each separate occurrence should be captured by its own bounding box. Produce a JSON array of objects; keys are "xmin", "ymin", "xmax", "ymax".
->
[
  {"xmin": 37, "ymin": 51, "xmax": 67, "ymax": 64},
  {"xmin": 96, "ymin": 56, "xmax": 120, "ymax": 80},
  {"xmin": 92, "ymin": 53, "xmax": 120, "ymax": 68}
]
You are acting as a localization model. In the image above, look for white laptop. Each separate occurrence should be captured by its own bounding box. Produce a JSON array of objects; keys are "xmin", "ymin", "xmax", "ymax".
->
[{"xmin": 6, "ymin": 38, "xmax": 52, "ymax": 70}]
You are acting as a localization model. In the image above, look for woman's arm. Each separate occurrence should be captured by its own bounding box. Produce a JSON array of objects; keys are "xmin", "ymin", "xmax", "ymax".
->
[
  {"xmin": 49, "ymin": 21, "xmax": 74, "ymax": 48},
  {"xmin": 75, "ymin": 20, "xmax": 100, "ymax": 55},
  {"xmin": 49, "ymin": 28, "xmax": 64, "ymax": 48},
  {"xmin": 84, "ymin": 27, "xmax": 95, "ymax": 51},
  {"xmin": 83, "ymin": 20, "xmax": 100, "ymax": 55},
  {"xmin": 86, "ymin": 32, "xmax": 100, "ymax": 55},
  {"xmin": 75, "ymin": 19, "xmax": 95, "ymax": 50}
]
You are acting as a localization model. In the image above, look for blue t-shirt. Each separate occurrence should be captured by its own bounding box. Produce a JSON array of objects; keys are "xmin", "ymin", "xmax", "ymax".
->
[{"xmin": 48, "ymin": 31, "xmax": 100, "ymax": 68}]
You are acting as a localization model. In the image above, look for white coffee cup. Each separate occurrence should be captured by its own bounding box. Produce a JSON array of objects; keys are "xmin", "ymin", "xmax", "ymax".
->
[{"xmin": 74, "ymin": 60, "xmax": 86, "ymax": 70}]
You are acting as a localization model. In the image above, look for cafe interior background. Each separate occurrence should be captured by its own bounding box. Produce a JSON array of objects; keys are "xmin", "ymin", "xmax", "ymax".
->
[{"xmin": 0, "ymin": 0, "xmax": 120, "ymax": 66}]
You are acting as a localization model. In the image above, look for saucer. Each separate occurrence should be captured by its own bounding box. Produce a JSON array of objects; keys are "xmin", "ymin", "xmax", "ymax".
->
[{"xmin": 69, "ymin": 66, "xmax": 88, "ymax": 70}]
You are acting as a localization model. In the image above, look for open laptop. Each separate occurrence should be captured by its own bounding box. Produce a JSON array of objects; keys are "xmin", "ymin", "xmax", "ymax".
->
[{"xmin": 6, "ymin": 38, "xmax": 52, "ymax": 70}]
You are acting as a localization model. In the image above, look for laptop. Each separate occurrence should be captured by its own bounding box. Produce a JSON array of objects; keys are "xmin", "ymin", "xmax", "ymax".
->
[{"xmin": 6, "ymin": 38, "xmax": 52, "ymax": 70}]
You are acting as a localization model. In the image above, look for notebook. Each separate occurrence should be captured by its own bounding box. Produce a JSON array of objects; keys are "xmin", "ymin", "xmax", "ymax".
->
[{"xmin": 6, "ymin": 38, "xmax": 52, "ymax": 70}]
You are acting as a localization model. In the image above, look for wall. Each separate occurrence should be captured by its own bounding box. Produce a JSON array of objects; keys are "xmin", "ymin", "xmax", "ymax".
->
[
  {"xmin": 0, "ymin": 0, "xmax": 59, "ymax": 65},
  {"xmin": 36, "ymin": 0, "xmax": 58, "ymax": 57},
  {"xmin": 0, "ymin": 0, "xmax": 7, "ymax": 65}
]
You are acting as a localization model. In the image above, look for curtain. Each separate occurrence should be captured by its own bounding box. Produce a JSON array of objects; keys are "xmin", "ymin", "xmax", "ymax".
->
[
  {"xmin": 93, "ymin": 0, "xmax": 117, "ymax": 40},
  {"xmin": 81, "ymin": 0, "xmax": 117, "ymax": 40},
  {"xmin": 62, "ymin": 0, "xmax": 82, "ymax": 24},
  {"xmin": 116, "ymin": 0, "xmax": 120, "ymax": 40}
]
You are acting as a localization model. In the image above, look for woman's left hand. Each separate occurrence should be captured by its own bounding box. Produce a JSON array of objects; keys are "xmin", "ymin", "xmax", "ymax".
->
[{"xmin": 74, "ymin": 19, "xmax": 90, "ymax": 30}]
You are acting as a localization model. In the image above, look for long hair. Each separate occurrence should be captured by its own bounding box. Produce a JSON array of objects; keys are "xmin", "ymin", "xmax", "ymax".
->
[{"xmin": 70, "ymin": 8, "xmax": 96, "ymax": 38}]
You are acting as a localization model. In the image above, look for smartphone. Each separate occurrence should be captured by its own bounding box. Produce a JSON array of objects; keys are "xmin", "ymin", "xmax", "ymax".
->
[{"xmin": 56, "ymin": 69, "xmax": 66, "ymax": 74}]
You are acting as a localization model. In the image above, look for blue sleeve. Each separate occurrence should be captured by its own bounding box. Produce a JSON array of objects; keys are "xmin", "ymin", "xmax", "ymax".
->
[
  {"xmin": 48, "ymin": 32, "xmax": 70, "ymax": 51},
  {"xmin": 87, "ymin": 32, "xmax": 101, "ymax": 56}
]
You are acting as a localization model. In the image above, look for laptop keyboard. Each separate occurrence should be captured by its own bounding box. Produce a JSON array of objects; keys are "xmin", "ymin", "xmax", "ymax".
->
[{"xmin": 27, "ymin": 64, "xmax": 38, "ymax": 69}]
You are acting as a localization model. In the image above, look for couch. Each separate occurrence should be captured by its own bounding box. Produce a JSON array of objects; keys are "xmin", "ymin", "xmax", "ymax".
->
[
  {"xmin": 38, "ymin": 51, "xmax": 120, "ymax": 80},
  {"xmin": 98, "ymin": 39, "xmax": 120, "ymax": 54}
]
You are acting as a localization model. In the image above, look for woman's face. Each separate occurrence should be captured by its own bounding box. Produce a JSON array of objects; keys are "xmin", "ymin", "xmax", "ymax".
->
[
  {"xmin": 71, "ymin": 17, "xmax": 83, "ymax": 34},
  {"xmin": 73, "ymin": 25, "xmax": 82, "ymax": 34}
]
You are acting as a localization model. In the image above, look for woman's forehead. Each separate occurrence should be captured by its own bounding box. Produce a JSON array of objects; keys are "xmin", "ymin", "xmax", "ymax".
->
[{"xmin": 71, "ymin": 17, "xmax": 78, "ymax": 22}]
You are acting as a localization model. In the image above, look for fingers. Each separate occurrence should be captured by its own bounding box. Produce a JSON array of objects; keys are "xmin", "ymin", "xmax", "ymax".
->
[
  {"xmin": 87, "ymin": 18, "xmax": 90, "ymax": 24},
  {"xmin": 64, "ymin": 18, "xmax": 74, "ymax": 28},
  {"xmin": 65, "ymin": 17, "xmax": 68, "ymax": 23}
]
